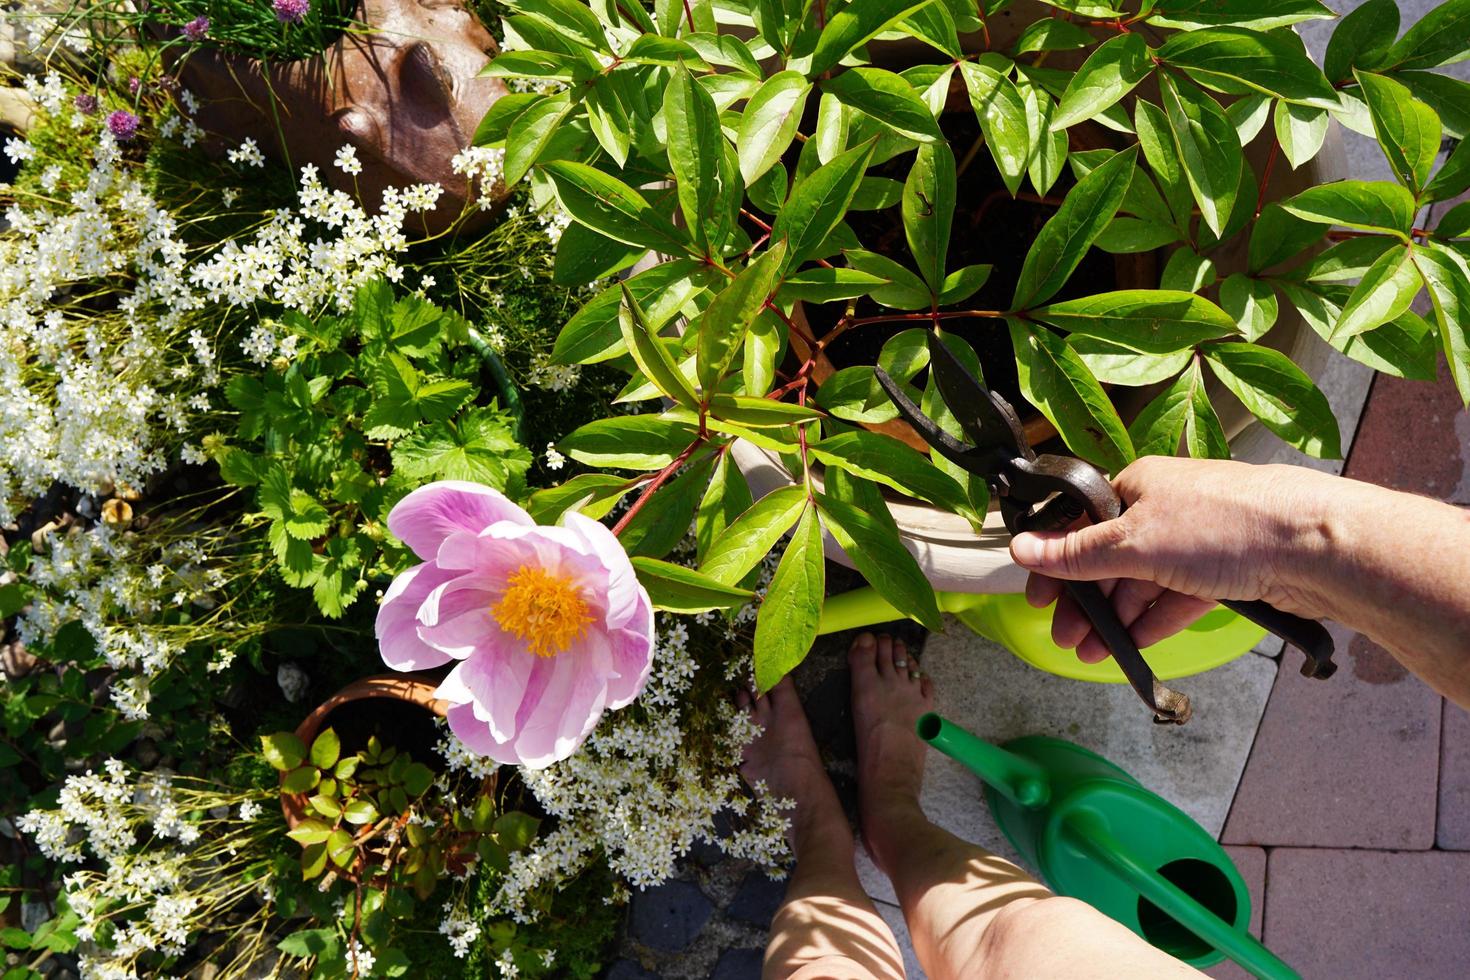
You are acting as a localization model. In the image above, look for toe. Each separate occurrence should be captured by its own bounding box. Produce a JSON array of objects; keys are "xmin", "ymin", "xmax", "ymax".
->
[
  {"xmin": 876, "ymin": 634, "xmax": 897, "ymax": 676},
  {"xmin": 848, "ymin": 632, "xmax": 878, "ymax": 674},
  {"xmin": 894, "ymin": 640, "xmax": 916, "ymax": 682}
]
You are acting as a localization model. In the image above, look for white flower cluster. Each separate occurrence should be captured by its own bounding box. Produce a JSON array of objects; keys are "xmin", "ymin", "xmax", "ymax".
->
[
  {"xmin": 17, "ymin": 764, "xmax": 275, "ymax": 977},
  {"xmin": 526, "ymin": 351, "xmax": 580, "ymax": 393},
  {"xmin": 473, "ymin": 616, "xmax": 790, "ymax": 920},
  {"xmin": 438, "ymin": 905, "xmax": 482, "ymax": 958},
  {"xmin": 17, "ymin": 522, "xmax": 239, "ymax": 719},
  {"xmin": 450, "ymin": 145, "xmax": 505, "ymax": 208}
]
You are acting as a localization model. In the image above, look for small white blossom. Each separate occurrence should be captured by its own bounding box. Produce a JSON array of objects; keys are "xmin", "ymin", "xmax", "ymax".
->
[
  {"xmin": 226, "ymin": 138, "xmax": 264, "ymax": 168},
  {"xmin": 544, "ymin": 443, "xmax": 565, "ymax": 470},
  {"xmin": 334, "ymin": 144, "xmax": 362, "ymax": 176}
]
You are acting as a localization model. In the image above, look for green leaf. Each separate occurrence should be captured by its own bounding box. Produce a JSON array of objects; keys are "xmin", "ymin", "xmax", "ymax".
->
[
  {"xmin": 737, "ymin": 71, "xmax": 813, "ymax": 186},
  {"xmin": 541, "ymin": 161, "xmax": 687, "ymax": 254},
  {"xmin": 555, "ymin": 259, "xmax": 711, "ymax": 365},
  {"xmin": 696, "ymin": 245, "xmax": 788, "ymax": 391},
  {"xmin": 1273, "ymin": 101, "xmax": 1329, "ymax": 171},
  {"xmin": 1298, "ymin": 236, "xmax": 1398, "ymax": 283},
  {"xmin": 620, "ymin": 285, "xmax": 699, "ymax": 409},
  {"xmin": 940, "ymin": 264, "xmax": 993, "ymax": 305},
  {"xmin": 262, "ymin": 732, "xmax": 307, "ymax": 771},
  {"xmin": 1356, "ymin": 71, "xmax": 1442, "ymax": 194},
  {"xmin": 473, "ymin": 92, "xmax": 540, "ymax": 146},
  {"xmin": 508, "ymin": 0, "xmax": 609, "ymax": 50},
  {"xmin": 706, "ymin": 394, "xmax": 821, "ymax": 428},
  {"xmin": 1398, "ymin": 70, "xmax": 1470, "ymax": 140},
  {"xmin": 526, "ymin": 473, "xmax": 634, "ymax": 524},
  {"xmin": 664, "ymin": 62, "xmax": 725, "ymax": 250},
  {"xmin": 327, "ymin": 828, "xmax": 356, "ymax": 869},
  {"xmin": 1438, "ymin": 201, "xmax": 1470, "ymax": 239},
  {"xmin": 1070, "ymin": 336, "xmax": 1194, "ymax": 386},
  {"xmin": 753, "ymin": 506, "xmax": 824, "ymax": 692},
  {"xmin": 810, "ymin": 430, "xmax": 971, "ymax": 515},
  {"xmin": 281, "ymin": 765, "xmax": 320, "ymax": 794},
  {"xmin": 278, "ymin": 928, "xmax": 339, "ymax": 958},
  {"xmin": 1009, "ymin": 318, "xmax": 1135, "ymax": 472},
  {"xmin": 901, "ymin": 1, "xmax": 962, "ymax": 58},
  {"xmin": 1324, "ymin": 0, "xmax": 1399, "ymax": 82},
  {"xmin": 1409, "ymin": 242, "xmax": 1470, "ymax": 403},
  {"xmin": 1032, "ymin": 290, "xmax": 1237, "ymax": 353},
  {"xmin": 1128, "ymin": 358, "xmax": 1228, "ymax": 459},
  {"xmin": 559, "ymin": 415, "xmax": 695, "ymax": 470},
  {"xmin": 701, "ymin": 485, "xmax": 807, "ymax": 585},
  {"xmin": 1134, "ymin": 99, "xmax": 1196, "ymax": 231},
  {"xmin": 744, "ymin": 312, "xmax": 783, "ymax": 395},
  {"xmin": 363, "ymin": 354, "xmax": 475, "ymax": 438},
  {"xmin": 391, "ymin": 409, "xmax": 531, "ymax": 487},
  {"xmin": 696, "ymin": 450, "xmax": 752, "ymax": 561},
  {"xmin": 1332, "ymin": 243, "xmax": 1423, "ymax": 340},
  {"xmin": 1279, "ymin": 180, "xmax": 1418, "ymax": 237},
  {"xmin": 778, "ymin": 267, "xmax": 889, "ymax": 303},
  {"xmin": 1227, "ymin": 93, "xmax": 1273, "ymax": 144},
  {"xmin": 1157, "ymin": 27, "xmax": 1338, "ymax": 107},
  {"xmin": 1147, "ymin": 0, "xmax": 1333, "ymax": 31},
  {"xmin": 843, "ymin": 249, "xmax": 932, "ymax": 309},
  {"xmin": 1159, "ymin": 248, "xmax": 1217, "ymax": 292},
  {"xmin": 505, "ymin": 95, "xmax": 572, "ymax": 186},
  {"xmin": 1159, "ymin": 72, "xmax": 1243, "ymax": 238},
  {"xmin": 771, "ymin": 139, "xmax": 877, "ymax": 267},
  {"xmin": 1385, "ymin": 0, "xmax": 1470, "ymax": 71},
  {"xmin": 631, "ymin": 556, "xmax": 754, "ymax": 612},
  {"xmin": 958, "ymin": 60, "xmax": 1031, "ymax": 197},
  {"xmin": 1014, "ymin": 17, "xmax": 1093, "ymax": 54},
  {"xmin": 814, "ymin": 366, "xmax": 902, "ymax": 423},
  {"xmin": 1051, "ymin": 33, "xmax": 1152, "ymax": 132},
  {"xmin": 814, "ymin": 91, "xmax": 850, "ymax": 165},
  {"xmin": 817, "ymin": 494, "xmax": 941, "ymax": 630},
  {"xmin": 1427, "ymin": 139, "xmax": 1470, "ymax": 203},
  {"xmin": 1018, "ymin": 77, "xmax": 1069, "ymax": 197},
  {"xmin": 902, "ymin": 142, "xmax": 956, "ymax": 294},
  {"xmin": 1012, "ymin": 146, "xmax": 1138, "ymax": 309},
  {"xmin": 309, "ymin": 729, "xmax": 340, "ymax": 770},
  {"xmin": 1203, "ymin": 343, "xmax": 1341, "ymax": 457},
  {"xmin": 343, "ymin": 799, "xmax": 379, "ymax": 826},
  {"xmin": 552, "ymin": 221, "xmax": 642, "ymax": 287},
  {"xmin": 808, "ymin": 0, "xmax": 938, "ymax": 76},
  {"xmin": 618, "ymin": 454, "xmax": 714, "ymax": 559},
  {"xmin": 1219, "ymin": 274, "xmax": 1279, "ymax": 342},
  {"xmin": 1249, "ymin": 202, "xmax": 1328, "ymax": 274},
  {"xmin": 1343, "ymin": 308, "xmax": 1441, "ymax": 380},
  {"xmin": 823, "ymin": 68, "xmax": 942, "ymax": 143}
]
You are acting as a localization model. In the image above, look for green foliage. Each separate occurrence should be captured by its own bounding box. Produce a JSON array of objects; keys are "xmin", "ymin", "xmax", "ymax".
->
[
  {"xmin": 477, "ymin": 0, "xmax": 1470, "ymax": 689},
  {"xmin": 211, "ymin": 280, "xmax": 531, "ymax": 617}
]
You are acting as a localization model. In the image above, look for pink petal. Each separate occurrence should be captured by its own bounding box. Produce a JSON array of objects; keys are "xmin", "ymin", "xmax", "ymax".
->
[
  {"xmin": 415, "ymin": 573, "xmax": 501, "ymax": 658},
  {"xmin": 563, "ymin": 512, "xmax": 643, "ymax": 630},
  {"xmin": 444, "ymin": 703, "xmax": 518, "ymax": 765},
  {"xmin": 434, "ymin": 644, "xmax": 537, "ymax": 743},
  {"xmin": 375, "ymin": 562, "xmax": 458, "ymax": 671},
  {"xmin": 604, "ymin": 591, "xmax": 654, "ymax": 709},
  {"xmin": 510, "ymin": 633, "xmax": 614, "ymax": 769},
  {"xmin": 388, "ymin": 481, "xmax": 531, "ymax": 562}
]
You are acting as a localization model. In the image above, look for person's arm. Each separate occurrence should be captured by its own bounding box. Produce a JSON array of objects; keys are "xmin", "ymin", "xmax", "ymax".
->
[{"xmin": 1007, "ymin": 456, "xmax": 1470, "ymax": 707}]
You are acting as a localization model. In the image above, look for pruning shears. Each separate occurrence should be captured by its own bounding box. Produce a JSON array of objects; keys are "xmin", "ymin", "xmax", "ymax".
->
[{"xmin": 874, "ymin": 331, "xmax": 1338, "ymax": 725}]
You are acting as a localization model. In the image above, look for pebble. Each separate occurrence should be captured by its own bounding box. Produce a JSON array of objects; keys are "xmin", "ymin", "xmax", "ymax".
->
[
  {"xmin": 725, "ymin": 871, "xmax": 786, "ymax": 930},
  {"xmin": 276, "ymin": 662, "xmax": 309, "ymax": 703},
  {"xmin": 0, "ymin": 641, "xmax": 36, "ymax": 680},
  {"xmin": 628, "ymin": 879, "xmax": 713, "ymax": 952},
  {"xmin": 604, "ymin": 960, "xmax": 660, "ymax": 980},
  {"xmin": 711, "ymin": 948, "xmax": 764, "ymax": 980}
]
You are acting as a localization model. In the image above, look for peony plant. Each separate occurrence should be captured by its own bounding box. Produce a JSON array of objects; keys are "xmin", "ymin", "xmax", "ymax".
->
[{"xmin": 478, "ymin": 0, "xmax": 1470, "ymax": 691}]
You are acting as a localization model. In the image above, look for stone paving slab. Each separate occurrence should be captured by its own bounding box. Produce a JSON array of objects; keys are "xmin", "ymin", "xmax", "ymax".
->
[
  {"xmin": 1341, "ymin": 361, "xmax": 1470, "ymax": 503},
  {"xmin": 855, "ymin": 622, "xmax": 1278, "ymax": 909},
  {"xmin": 1264, "ymin": 848, "xmax": 1470, "ymax": 978},
  {"xmin": 1203, "ymin": 845, "xmax": 1267, "ymax": 980},
  {"xmin": 1439, "ymin": 699, "xmax": 1470, "ymax": 850},
  {"xmin": 1223, "ymin": 623, "xmax": 1442, "ymax": 850}
]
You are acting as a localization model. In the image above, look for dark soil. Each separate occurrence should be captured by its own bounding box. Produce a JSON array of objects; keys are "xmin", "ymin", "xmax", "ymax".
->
[
  {"xmin": 801, "ymin": 111, "xmax": 1122, "ymax": 422},
  {"xmin": 318, "ymin": 694, "xmax": 449, "ymax": 770}
]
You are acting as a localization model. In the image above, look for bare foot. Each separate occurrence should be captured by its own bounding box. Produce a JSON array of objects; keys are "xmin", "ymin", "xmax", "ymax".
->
[
  {"xmin": 849, "ymin": 632, "xmax": 934, "ymax": 874},
  {"xmin": 739, "ymin": 677, "xmax": 851, "ymax": 859}
]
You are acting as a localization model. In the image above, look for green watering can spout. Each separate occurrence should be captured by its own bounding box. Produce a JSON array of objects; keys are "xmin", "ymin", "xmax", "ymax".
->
[{"xmin": 916, "ymin": 713, "xmax": 1299, "ymax": 980}]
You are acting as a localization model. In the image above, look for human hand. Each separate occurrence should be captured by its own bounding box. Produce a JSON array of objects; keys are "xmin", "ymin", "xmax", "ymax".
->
[{"xmin": 1008, "ymin": 457, "xmax": 1332, "ymax": 663}]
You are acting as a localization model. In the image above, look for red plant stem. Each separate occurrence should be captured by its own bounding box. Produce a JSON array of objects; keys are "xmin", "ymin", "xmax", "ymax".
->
[
  {"xmin": 1255, "ymin": 137, "xmax": 1281, "ymax": 221},
  {"xmin": 764, "ymin": 300, "xmax": 820, "ymax": 349},
  {"xmin": 741, "ymin": 208, "xmax": 774, "ymax": 233},
  {"xmin": 611, "ymin": 438, "xmax": 706, "ymax": 536},
  {"xmin": 848, "ymin": 310, "xmax": 1005, "ymax": 327},
  {"xmin": 1327, "ymin": 228, "xmax": 1430, "ymax": 240},
  {"xmin": 681, "ymin": 0, "xmax": 696, "ymax": 31}
]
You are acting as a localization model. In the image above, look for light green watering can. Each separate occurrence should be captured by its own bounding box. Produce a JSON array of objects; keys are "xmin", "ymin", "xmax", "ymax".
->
[
  {"xmin": 818, "ymin": 587, "xmax": 1265, "ymax": 681},
  {"xmin": 919, "ymin": 713, "xmax": 1297, "ymax": 979}
]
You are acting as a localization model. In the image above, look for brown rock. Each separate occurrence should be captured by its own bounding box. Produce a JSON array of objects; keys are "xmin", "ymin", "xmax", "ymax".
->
[{"xmin": 0, "ymin": 642, "xmax": 36, "ymax": 680}]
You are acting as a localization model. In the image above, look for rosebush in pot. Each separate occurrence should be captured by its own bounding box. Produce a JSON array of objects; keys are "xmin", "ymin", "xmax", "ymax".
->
[{"xmin": 477, "ymin": 0, "xmax": 1470, "ymax": 688}]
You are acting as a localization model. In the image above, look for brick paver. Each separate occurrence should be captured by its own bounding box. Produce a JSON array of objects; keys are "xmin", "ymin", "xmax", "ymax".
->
[
  {"xmin": 1263, "ymin": 849, "xmax": 1470, "ymax": 977},
  {"xmin": 1439, "ymin": 700, "xmax": 1470, "ymax": 850},
  {"xmin": 1221, "ymin": 624, "xmax": 1442, "ymax": 849},
  {"xmin": 1341, "ymin": 362, "xmax": 1470, "ymax": 504}
]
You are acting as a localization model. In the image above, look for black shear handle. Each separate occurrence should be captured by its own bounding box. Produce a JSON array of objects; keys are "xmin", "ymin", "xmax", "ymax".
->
[{"xmin": 1035, "ymin": 465, "xmax": 1339, "ymax": 683}]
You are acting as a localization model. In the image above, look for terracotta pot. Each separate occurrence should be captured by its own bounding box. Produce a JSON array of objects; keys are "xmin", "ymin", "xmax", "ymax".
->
[
  {"xmin": 172, "ymin": 0, "xmax": 507, "ymax": 234},
  {"xmin": 729, "ymin": 2, "xmax": 1350, "ymax": 594},
  {"xmin": 278, "ymin": 672, "xmax": 448, "ymax": 836}
]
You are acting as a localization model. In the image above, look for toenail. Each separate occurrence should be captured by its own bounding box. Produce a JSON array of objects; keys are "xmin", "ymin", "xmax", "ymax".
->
[{"xmin": 856, "ymin": 633, "xmax": 876, "ymax": 650}]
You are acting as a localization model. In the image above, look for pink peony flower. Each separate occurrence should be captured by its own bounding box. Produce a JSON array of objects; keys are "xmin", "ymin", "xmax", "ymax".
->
[{"xmin": 376, "ymin": 481, "xmax": 654, "ymax": 769}]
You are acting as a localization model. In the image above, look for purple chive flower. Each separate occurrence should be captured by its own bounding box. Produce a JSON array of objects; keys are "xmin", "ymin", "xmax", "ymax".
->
[
  {"xmin": 127, "ymin": 76, "xmax": 141, "ymax": 95},
  {"xmin": 183, "ymin": 15, "xmax": 209, "ymax": 41},
  {"xmin": 273, "ymin": 0, "xmax": 310, "ymax": 24},
  {"xmin": 74, "ymin": 93, "xmax": 98, "ymax": 115},
  {"xmin": 107, "ymin": 110, "xmax": 140, "ymax": 142}
]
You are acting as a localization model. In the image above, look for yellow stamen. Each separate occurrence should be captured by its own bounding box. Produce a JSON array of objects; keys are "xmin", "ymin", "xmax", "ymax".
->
[{"xmin": 492, "ymin": 565, "xmax": 594, "ymax": 658}]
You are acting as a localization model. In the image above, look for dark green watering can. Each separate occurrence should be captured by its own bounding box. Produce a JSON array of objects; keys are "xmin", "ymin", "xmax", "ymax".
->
[{"xmin": 918, "ymin": 713, "xmax": 1298, "ymax": 980}]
